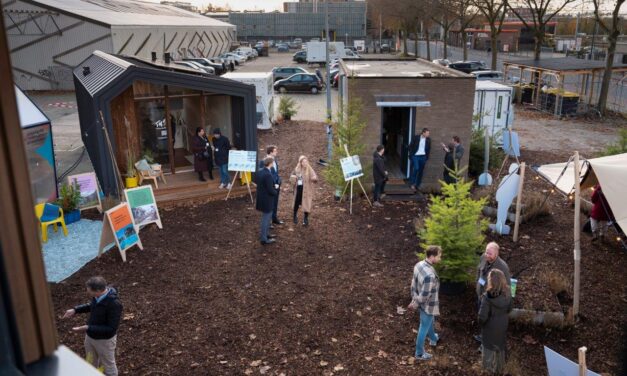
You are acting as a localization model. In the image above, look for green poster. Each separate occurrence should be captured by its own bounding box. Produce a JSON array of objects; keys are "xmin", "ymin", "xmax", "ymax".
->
[{"xmin": 127, "ymin": 186, "xmax": 154, "ymax": 208}]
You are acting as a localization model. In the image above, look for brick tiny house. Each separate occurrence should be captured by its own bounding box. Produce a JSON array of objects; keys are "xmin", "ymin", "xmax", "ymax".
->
[{"xmin": 338, "ymin": 59, "xmax": 475, "ymax": 192}]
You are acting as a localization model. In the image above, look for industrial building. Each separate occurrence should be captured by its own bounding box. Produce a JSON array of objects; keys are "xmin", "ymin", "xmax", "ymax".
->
[
  {"xmin": 3, "ymin": 0, "xmax": 235, "ymax": 90},
  {"xmin": 220, "ymin": 0, "xmax": 367, "ymax": 41}
]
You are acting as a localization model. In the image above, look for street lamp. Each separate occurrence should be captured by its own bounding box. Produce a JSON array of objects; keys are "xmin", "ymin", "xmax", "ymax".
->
[{"xmin": 345, "ymin": 33, "xmax": 348, "ymax": 46}]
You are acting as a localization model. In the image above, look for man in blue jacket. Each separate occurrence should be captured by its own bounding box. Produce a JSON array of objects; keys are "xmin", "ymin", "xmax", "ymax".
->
[
  {"xmin": 212, "ymin": 128, "xmax": 231, "ymax": 189},
  {"xmin": 258, "ymin": 145, "xmax": 284, "ymax": 225},
  {"xmin": 62, "ymin": 276, "xmax": 123, "ymax": 376},
  {"xmin": 256, "ymin": 157, "xmax": 278, "ymax": 245}
]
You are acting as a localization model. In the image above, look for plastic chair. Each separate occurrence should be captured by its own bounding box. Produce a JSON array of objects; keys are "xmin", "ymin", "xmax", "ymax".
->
[
  {"xmin": 35, "ymin": 203, "xmax": 68, "ymax": 243},
  {"xmin": 135, "ymin": 160, "xmax": 167, "ymax": 189}
]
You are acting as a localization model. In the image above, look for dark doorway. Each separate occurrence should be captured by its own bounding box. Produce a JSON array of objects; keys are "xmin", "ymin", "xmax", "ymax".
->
[{"xmin": 381, "ymin": 106, "xmax": 414, "ymax": 179}]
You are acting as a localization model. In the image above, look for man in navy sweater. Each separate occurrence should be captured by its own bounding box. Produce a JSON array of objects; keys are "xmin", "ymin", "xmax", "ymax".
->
[{"xmin": 256, "ymin": 157, "xmax": 278, "ymax": 245}]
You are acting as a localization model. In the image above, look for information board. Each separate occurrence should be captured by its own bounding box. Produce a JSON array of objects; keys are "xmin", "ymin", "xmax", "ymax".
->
[
  {"xmin": 228, "ymin": 150, "xmax": 257, "ymax": 172},
  {"xmin": 340, "ymin": 155, "xmax": 364, "ymax": 181},
  {"xmin": 99, "ymin": 202, "xmax": 143, "ymax": 262},
  {"xmin": 67, "ymin": 172, "xmax": 102, "ymax": 212},
  {"xmin": 124, "ymin": 185, "xmax": 162, "ymax": 231}
]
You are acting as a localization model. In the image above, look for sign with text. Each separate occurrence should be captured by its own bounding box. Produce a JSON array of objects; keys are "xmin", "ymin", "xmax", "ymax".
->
[
  {"xmin": 124, "ymin": 185, "xmax": 162, "ymax": 231},
  {"xmin": 99, "ymin": 202, "xmax": 143, "ymax": 262},
  {"xmin": 228, "ymin": 150, "xmax": 257, "ymax": 172},
  {"xmin": 340, "ymin": 155, "xmax": 364, "ymax": 181},
  {"xmin": 67, "ymin": 172, "xmax": 102, "ymax": 212}
]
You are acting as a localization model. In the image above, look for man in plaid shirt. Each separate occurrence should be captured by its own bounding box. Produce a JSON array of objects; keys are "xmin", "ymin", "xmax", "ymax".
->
[{"xmin": 408, "ymin": 245, "xmax": 442, "ymax": 360}]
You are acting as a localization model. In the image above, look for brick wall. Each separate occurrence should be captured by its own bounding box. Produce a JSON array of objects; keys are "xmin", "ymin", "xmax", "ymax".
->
[{"xmin": 346, "ymin": 76, "xmax": 476, "ymax": 192}]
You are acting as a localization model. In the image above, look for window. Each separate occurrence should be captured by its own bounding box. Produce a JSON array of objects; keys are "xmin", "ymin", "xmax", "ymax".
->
[
  {"xmin": 291, "ymin": 75, "xmax": 303, "ymax": 82},
  {"xmin": 497, "ymin": 96, "xmax": 503, "ymax": 119}
]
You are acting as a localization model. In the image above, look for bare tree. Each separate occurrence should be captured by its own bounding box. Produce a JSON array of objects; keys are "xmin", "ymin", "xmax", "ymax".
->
[
  {"xmin": 432, "ymin": 0, "xmax": 459, "ymax": 59},
  {"xmin": 472, "ymin": 0, "xmax": 508, "ymax": 69},
  {"xmin": 455, "ymin": 0, "xmax": 479, "ymax": 60},
  {"xmin": 508, "ymin": 0, "xmax": 577, "ymax": 60},
  {"xmin": 593, "ymin": 0, "xmax": 625, "ymax": 115}
]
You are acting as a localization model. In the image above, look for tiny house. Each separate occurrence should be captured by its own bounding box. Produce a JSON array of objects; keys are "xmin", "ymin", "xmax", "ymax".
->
[
  {"xmin": 474, "ymin": 80, "xmax": 514, "ymax": 143},
  {"xmin": 222, "ymin": 72, "xmax": 274, "ymax": 130}
]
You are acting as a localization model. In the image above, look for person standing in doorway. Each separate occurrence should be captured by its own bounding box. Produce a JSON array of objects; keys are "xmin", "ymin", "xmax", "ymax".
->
[
  {"xmin": 372, "ymin": 144, "xmax": 388, "ymax": 207},
  {"xmin": 478, "ymin": 269, "xmax": 512, "ymax": 374},
  {"xmin": 408, "ymin": 245, "xmax": 442, "ymax": 361},
  {"xmin": 192, "ymin": 127, "xmax": 213, "ymax": 181},
  {"xmin": 441, "ymin": 136, "xmax": 464, "ymax": 184},
  {"xmin": 290, "ymin": 155, "xmax": 318, "ymax": 226},
  {"xmin": 62, "ymin": 276, "xmax": 123, "ymax": 376},
  {"xmin": 590, "ymin": 184, "xmax": 613, "ymax": 241},
  {"xmin": 409, "ymin": 128, "xmax": 431, "ymax": 191},
  {"xmin": 259, "ymin": 145, "xmax": 284, "ymax": 225},
  {"xmin": 212, "ymin": 128, "xmax": 231, "ymax": 189},
  {"xmin": 256, "ymin": 157, "xmax": 278, "ymax": 245}
]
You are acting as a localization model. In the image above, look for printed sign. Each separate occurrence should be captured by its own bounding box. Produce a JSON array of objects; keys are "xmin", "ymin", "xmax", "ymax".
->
[
  {"xmin": 228, "ymin": 150, "xmax": 257, "ymax": 172},
  {"xmin": 99, "ymin": 202, "xmax": 143, "ymax": 262},
  {"xmin": 124, "ymin": 185, "xmax": 162, "ymax": 230},
  {"xmin": 67, "ymin": 172, "xmax": 102, "ymax": 212},
  {"xmin": 340, "ymin": 155, "xmax": 364, "ymax": 181}
]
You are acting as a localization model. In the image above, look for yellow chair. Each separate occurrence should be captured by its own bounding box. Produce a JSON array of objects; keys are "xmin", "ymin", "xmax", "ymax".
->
[{"xmin": 35, "ymin": 203, "xmax": 68, "ymax": 243}]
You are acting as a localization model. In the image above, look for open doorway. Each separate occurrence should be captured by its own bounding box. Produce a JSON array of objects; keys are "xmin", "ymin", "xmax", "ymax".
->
[{"xmin": 381, "ymin": 106, "xmax": 414, "ymax": 179}]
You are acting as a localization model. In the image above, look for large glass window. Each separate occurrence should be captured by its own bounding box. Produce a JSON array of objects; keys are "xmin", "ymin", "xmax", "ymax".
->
[{"xmin": 135, "ymin": 99, "xmax": 170, "ymax": 168}]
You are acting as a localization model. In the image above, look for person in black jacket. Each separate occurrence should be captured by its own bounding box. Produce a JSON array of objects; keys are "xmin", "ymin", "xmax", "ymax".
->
[
  {"xmin": 212, "ymin": 128, "xmax": 231, "ymax": 189},
  {"xmin": 408, "ymin": 128, "xmax": 431, "ymax": 191},
  {"xmin": 441, "ymin": 136, "xmax": 464, "ymax": 184},
  {"xmin": 372, "ymin": 145, "xmax": 388, "ymax": 207},
  {"xmin": 62, "ymin": 276, "xmax": 123, "ymax": 376},
  {"xmin": 258, "ymin": 145, "xmax": 284, "ymax": 225},
  {"xmin": 478, "ymin": 269, "xmax": 512, "ymax": 374},
  {"xmin": 256, "ymin": 157, "xmax": 278, "ymax": 245},
  {"xmin": 192, "ymin": 127, "xmax": 213, "ymax": 181}
]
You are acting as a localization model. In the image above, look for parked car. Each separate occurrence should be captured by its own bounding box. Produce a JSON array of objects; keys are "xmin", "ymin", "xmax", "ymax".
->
[
  {"xmin": 346, "ymin": 46, "xmax": 358, "ymax": 53},
  {"xmin": 380, "ymin": 43, "xmax": 390, "ymax": 52},
  {"xmin": 292, "ymin": 50, "xmax": 307, "ymax": 63},
  {"xmin": 277, "ymin": 43, "xmax": 290, "ymax": 52},
  {"xmin": 344, "ymin": 49, "xmax": 361, "ymax": 60},
  {"xmin": 448, "ymin": 61, "xmax": 487, "ymax": 73},
  {"xmin": 432, "ymin": 59, "xmax": 450, "ymax": 66},
  {"xmin": 274, "ymin": 73, "xmax": 323, "ymax": 94},
  {"xmin": 332, "ymin": 72, "xmax": 340, "ymax": 88},
  {"xmin": 471, "ymin": 70, "xmax": 504, "ymax": 81},
  {"xmin": 272, "ymin": 66, "xmax": 309, "ymax": 82},
  {"xmin": 183, "ymin": 58, "xmax": 226, "ymax": 75},
  {"xmin": 173, "ymin": 61, "xmax": 215, "ymax": 75},
  {"xmin": 219, "ymin": 52, "xmax": 246, "ymax": 65}
]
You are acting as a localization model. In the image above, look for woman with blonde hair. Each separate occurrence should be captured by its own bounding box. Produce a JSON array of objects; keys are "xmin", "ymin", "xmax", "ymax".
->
[
  {"xmin": 289, "ymin": 155, "xmax": 318, "ymax": 226},
  {"xmin": 478, "ymin": 269, "xmax": 512, "ymax": 374}
]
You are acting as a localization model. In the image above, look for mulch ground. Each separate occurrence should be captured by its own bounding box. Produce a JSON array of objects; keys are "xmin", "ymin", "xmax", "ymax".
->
[{"xmin": 51, "ymin": 121, "xmax": 626, "ymax": 375}]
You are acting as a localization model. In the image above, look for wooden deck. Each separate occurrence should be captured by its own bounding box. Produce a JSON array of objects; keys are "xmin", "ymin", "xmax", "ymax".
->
[{"xmin": 149, "ymin": 170, "xmax": 255, "ymax": 207}]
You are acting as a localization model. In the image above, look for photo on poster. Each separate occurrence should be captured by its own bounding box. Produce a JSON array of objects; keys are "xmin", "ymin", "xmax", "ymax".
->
[
  {"xmin": 108, "ymin": 203, "xmax": 139, "ymax": 251},
  {"xmin": 67, "ymin": 172, "xmax": 100, "ymax": 210},
  {"xmin": 340, "ymin": 155, "xmax": 364, "ymax": 181},
  {"xmin": 125, "ymin": 185, "xmax": 161, "ymax": 229},
  {"xmin": 116, "ymin": 224, "xmax": 139, "ymax": 250}
]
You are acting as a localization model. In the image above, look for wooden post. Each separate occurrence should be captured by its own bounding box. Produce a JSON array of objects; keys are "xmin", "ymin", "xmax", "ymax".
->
[
  {"xmin": 588, "ymin": 72, "xmax": 595, "ymax": 105},
  {"xmin": 578, "ymin": 347, "xmax": 587, "ymax": 376},
  {"xmin": 513, "ymin": 162, "xmax": 526, "ymax": 242},
  {"xmin": 349, "ymin": 179, "xmax": 354, "ymax": 214},
  {"xmin": 164, "ymin": 85, "xmax": 175, "ymax": 174},
  {"xmin": 573, "ymin": 151, "xmax": 581, "ymax": 317}
]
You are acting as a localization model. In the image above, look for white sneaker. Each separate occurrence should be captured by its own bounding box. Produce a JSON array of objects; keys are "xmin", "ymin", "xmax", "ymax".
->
[
  {"xmin": 226, "ymin": 183, "xmax": 232, "ymax": 190},
  {"xmin": 218, "ymin": 183, "xmax": 225, "ymax": 189},
  {"xmin": 374, "ymin": 201, "xmax": 384, "ymax": 207}
]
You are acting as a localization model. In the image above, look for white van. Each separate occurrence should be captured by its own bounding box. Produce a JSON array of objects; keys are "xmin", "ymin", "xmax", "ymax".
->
[
  {"xmin": 474, "ymin": 80, "xmax": 514, "ymax": 144},
  {"xmin": 306, "ymin": 42, "xmax": 347, "ymax": 64},
  {"xmin": 222, "ymin": 72, "xmax": 274, "ymax": 130}
]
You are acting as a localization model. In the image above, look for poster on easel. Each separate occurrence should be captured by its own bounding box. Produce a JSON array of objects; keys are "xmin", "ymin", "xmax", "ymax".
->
[
  {"xmin": 124, "ymin": 185, "xmax": 162, "ymax": 231},
  {"xmin": 225, "ymin": 150, "xmax": 256, "ymax": 203},
  {"xmin": 67, "ymin": 172, "xmax": 102, "ymax": 212},
  {"xmin": 99, "ymin": 202, "xmax": 143, "ymax": 262},
  {"xmin": 340, "ymin": 155, "xmax": 364, "ymax": 181}
]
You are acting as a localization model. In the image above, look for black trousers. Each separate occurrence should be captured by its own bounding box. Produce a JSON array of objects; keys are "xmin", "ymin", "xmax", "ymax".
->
[
  {"xmin": 272, "ymin": 185, "xmax": 280, "ymax": 221},
  {"xmin": 373, "ymin": 181, "xmax": 386, "ymax": 202},
  {"xmin": 294, "ymin": 185, "xmax": 303, "ymax": 211}
]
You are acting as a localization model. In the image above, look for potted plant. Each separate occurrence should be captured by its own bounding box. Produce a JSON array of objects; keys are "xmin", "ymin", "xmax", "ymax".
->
[
  {"xmin": 419, "ymin": 168, "xmax": 488, "ymax": 295},
  {"xmin": 125, "ymin": 150, "xmax": 138, "ymax": 188},
  {"xmin": 278, "ymin": 96, "xmax": 298, "ymax": 121},
  {"xmin": 56, "ymin": 181, "xmax": 82, "ymax": 224}
]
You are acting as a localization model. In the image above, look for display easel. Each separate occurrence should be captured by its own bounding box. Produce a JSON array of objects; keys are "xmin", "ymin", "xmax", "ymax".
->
[
  {"xmin": 225, "ymin": 170, "xmax": 254, "ymax": 203},
  {"xmin": 339, "ymin": 145, "xmax": 371, "ymax": 214}
]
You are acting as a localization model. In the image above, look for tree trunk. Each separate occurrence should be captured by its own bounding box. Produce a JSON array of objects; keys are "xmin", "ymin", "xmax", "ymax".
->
[
  {"xmin": 425, "ymin": 29, "xmax": 431, "ymax": 61},
  {"xmin": 414, "ymin": 25, "xmax": 419, "ymax": 58},
  {"xmin": 491, "ymin": 31, "xmax": 498, "ymax": 70},
  {"xmin": 462, "ymin": 30, "xmax": 468, "ymax": 61},
  {"xmin": 443, "ymin": 27, "xmax": 448, "ymax": 59},
  {"xmin": 533, "ymin": 29, "xmax": 545, "ymax": 60},
  {"xmin": 402, "ymin": 29, "xmax": 408, "ymax": 57},
  {"xmin": 509, "ymin": 309, "xmax": 566, "ymax": 328},
  {"xmin": 598, "ymin": 31, "xmax": 618, "ymax": 115}
]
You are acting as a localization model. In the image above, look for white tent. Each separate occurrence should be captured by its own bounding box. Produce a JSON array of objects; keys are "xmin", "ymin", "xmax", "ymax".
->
[{"xmin": 537, "ymin": 153, "xmax": 627, "ymax": 232}]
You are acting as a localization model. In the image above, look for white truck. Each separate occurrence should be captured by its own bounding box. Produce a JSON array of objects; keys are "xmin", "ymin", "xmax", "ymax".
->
[
  {"xmin": 306, "ymin": 41, "xmax": 346, "ymax": 64},
  {"xmin": 222, "ymin": 72, "xmax": 274, "ymax": 130}
]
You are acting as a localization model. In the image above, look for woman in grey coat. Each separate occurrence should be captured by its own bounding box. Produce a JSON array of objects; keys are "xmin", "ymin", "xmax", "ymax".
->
[{"xmin": 478, "ymin": 269, "xmax": 512, "ymax": 374}]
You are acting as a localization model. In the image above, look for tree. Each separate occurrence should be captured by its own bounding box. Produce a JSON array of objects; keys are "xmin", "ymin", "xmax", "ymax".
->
[
  {"xmin": 508, "ymin": 0, "xmax": 577, "ymax": 60},
  {"xmin": 455, "ymin": 0, "xmax": 479, "ymax": 61},
  {"xmin": 472, "ymin": 0, "xmax": 508, "ymax": 70},
  {"xmin": 420, "ymin": 172, "xmax": 488, "ymax": 283},
  {"xmin": 433, "ymin": 0, "xmax": 461, "ymax": 59},
  {"xmin": 592, "ymin": 0, "xmax": 625, "ymax": 115}
]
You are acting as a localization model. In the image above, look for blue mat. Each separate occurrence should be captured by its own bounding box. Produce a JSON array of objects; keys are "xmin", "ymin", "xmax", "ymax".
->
[{"xmin": 42, "ymin": 219, "xmax": 113, "ymax": 283}]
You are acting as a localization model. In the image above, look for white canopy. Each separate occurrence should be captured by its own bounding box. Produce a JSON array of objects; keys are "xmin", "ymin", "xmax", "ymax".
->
[{"xmin": 537, "ymin": 153, "xmax": 627, "ymax": 231}]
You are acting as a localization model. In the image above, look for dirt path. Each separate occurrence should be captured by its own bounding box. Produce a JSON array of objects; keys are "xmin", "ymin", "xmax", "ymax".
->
[{"xmin": 51, "ymin": 121, "xmax": 626, "ymax": 375}]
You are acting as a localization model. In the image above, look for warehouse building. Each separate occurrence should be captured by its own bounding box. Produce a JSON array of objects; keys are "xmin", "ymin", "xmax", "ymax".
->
[
  {"xmin": 3, "ymin": 0, "xmax": 235, "ymax": 90},
  {"xmin": 225, "ymin": 0, "xmax": 366, "ymax": 41}
]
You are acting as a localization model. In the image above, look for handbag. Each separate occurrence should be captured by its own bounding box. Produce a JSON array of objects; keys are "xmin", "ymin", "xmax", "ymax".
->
[{"xmin": 203, "ymin": 151, "xmax": 210, "ymax": 159}]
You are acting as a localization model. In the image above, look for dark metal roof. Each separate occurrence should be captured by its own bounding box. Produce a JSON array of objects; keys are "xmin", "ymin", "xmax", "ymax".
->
[
  {"xmin": 503, "ymin": 57, "xmax": 627, "ymax": 72},
  {"xmin": 374, "ymin": 94, "xmax": 426, "ymax": 102},
  {"xmin": 74, "ymin": 51, "xmax": 129, "ymax": 97}
]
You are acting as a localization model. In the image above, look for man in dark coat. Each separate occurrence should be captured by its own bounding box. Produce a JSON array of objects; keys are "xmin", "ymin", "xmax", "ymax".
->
[
  {"xmin": 441, "ymin": 136, "xmax": 464, "ymax": 184},
  {"xmin": 62, "ymin": 276, "xmax": 123, "ymax": 376},
  {"xmin": 258, "ymin": 145, "xmax": 284, "ymax": 225},
  {"xmin": 256, "ymin": 157, "xmax": 278, "ymax": 245},
  {"xmin": 212, "ymin": 128, "xmax": 231, "ymax": 189},
  {"xmin": 372, "ymin": 145, "xmax": 388, "ymax": 207},
  {"xmin": 408, "ymin": 128, "xmax": 431, "ymax": 191}
]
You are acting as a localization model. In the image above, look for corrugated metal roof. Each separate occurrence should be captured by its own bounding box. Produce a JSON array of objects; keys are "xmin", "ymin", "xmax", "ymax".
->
[
  {"xmin": 29, "ymin": 0, "xmax": 234, "ymax": 27},
  {"xmin": 73, "ymin": 50, "xmax": 130, "ymax": 96},
  {"xmin": 503, "ymin": 57, "xmax": 627, "ymax": 72}
]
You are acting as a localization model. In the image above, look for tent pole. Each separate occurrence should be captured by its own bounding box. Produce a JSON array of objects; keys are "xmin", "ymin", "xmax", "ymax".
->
[{"xmin": 573, "ymin": 151, "xmax": 581, "ymax": 317}]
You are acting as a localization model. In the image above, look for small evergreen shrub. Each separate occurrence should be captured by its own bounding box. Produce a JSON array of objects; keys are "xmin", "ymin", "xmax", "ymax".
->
[
  {"xmin": 468, "ymin": 127, "xmax": 505, "ymax": 177},
  {"xmin": 56, "ymin": 181, "xmax": 82, "ymax": 212},
  {"xmin": 278, "ymin": 96, "xmax": 298, "ymax": 119}
]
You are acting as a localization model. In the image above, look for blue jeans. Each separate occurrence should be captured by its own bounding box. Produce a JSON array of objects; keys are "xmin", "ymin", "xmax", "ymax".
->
[
  {"xmin": 411, "ymin": 155, "xmax": 427, "ymax": 188},
  {"xmin": 415, "ymin": 309, "xmax": 438, "ymax": 357},
  {"xmin": 218, "ymin": 164, "xmax": 230, "ymax": 185},
  {"xmin": 260, "ymin": 211, "xmax": 273, "ymax": 242}
]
